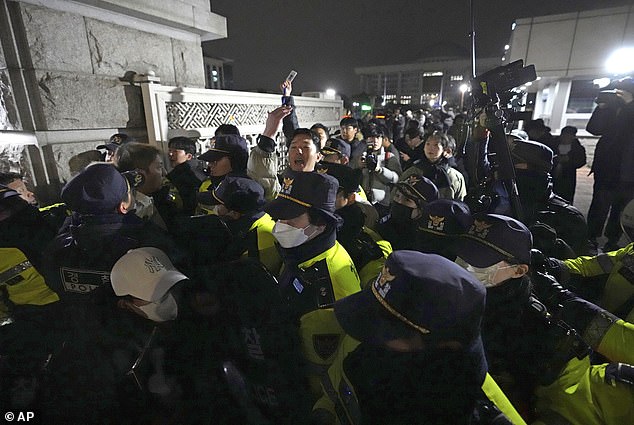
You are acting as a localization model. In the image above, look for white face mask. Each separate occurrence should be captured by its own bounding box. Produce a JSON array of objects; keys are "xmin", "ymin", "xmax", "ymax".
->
[
  {"xmin": 272, "ymin": 221, "xmax": 319, "ymax": 248},
  {"xmin": 455, "ymin": 257, "xmax": 515, "ymax": 288},
  {"xmin": 137, "ymin": 293, "xmax": 178, "ymax": 322}
]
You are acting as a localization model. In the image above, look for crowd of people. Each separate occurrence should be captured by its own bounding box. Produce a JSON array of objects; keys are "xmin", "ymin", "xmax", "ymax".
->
[{"xmin": 1, "ymin": 79, "xmax": 634, "ymax": 425}]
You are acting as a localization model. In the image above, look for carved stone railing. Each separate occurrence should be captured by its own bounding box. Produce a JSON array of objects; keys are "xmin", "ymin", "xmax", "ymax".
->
[{"xmin": 140, "ymin": 81, "xmax": 343, "ymax": 161}]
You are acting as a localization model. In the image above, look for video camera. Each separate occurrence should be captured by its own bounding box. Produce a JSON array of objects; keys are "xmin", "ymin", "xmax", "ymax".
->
[
  {"xmin": 461, "ymin": 60, "xmax": 537, "ymax": 220},
  {"xmin": 472, "ymin": 60, "xmax": 536, "ymax": 109}
]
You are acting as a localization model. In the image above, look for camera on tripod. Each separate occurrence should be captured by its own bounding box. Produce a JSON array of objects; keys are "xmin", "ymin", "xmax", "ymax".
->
[{"xmin": 471, "ymin": 59, "xmax": 537, "ymax": 109}]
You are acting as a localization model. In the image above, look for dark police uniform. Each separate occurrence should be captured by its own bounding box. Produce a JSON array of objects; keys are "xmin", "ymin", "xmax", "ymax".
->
[
  {"xmin": 317, "ymin": 162, "xmax": 392, "ymax": 288},
  {"xmin": 203, "ymin": 175, "xmax": 282, "ymax": 275},
  {"xmin": 0, "ymin": 187, "xmax": 61, "ymax": 411},
  {"xmin": 39, "ymin": 164, "xmax": 175, "ymax": 423},
  {"xmin": 313, "ymin": 251, "xmax": 521, "ymax": 424},
  {"xmin": 456, "ymin": 214, "xmax": 634, "ymax": 425},
  {"xmin": 197, "ymin": 134, "xmax": 250, "ymax": 215},
  {"xmin": 264, "ymin": 171, "xmax": 361, "ymax": 399},
  {"xmin": 165, "ymin": 160, "xmax": 205, "ymax": 214},
  {"xmin": 377, "ymin": 174, "xmax": 439, "ymax": 250}
]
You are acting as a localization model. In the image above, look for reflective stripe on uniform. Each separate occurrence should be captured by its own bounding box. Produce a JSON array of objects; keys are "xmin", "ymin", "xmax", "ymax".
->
[
  {"xmin": 582, "ymin": 310, "xmax": 619, "ymax": 349},
  {"xmin": 0, "ymin": 260, "xmax": 32, "ymax": 285},
  {"xmin": 480, "ymin": 373, "xmax": 527, "ymax": 425},
  {"xmin": 596, "ymin": 253, "xmax": 614, "ymax": 274},
  {"xmin": 319, "ymin": 369, "xmax": 354, "ymax": 425}
]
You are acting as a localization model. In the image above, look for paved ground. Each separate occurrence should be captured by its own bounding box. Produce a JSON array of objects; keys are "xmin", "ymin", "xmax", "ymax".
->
[{"xmin": 573, "ymin": 164, "xmax": 593, "ymax": 217}]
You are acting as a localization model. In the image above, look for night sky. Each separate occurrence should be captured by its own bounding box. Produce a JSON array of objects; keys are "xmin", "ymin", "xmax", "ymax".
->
[{"xmin": 203, "ymin": 0, "xmax": 632, "ymax": 97}]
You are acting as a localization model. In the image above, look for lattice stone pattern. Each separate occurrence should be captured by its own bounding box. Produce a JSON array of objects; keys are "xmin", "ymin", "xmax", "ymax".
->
[
  {"xmin": 167, "ymin": 101, "xmax": 343, "ymax": 173},
  {"xmin": 166, "ymin": 102, "xmax": 341, "ymax": 129}
]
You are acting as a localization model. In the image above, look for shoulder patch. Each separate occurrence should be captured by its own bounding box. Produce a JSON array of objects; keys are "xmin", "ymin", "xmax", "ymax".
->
[{"xmin": 313, "ymin": 334, "xmax": 341, "ymax": 361}]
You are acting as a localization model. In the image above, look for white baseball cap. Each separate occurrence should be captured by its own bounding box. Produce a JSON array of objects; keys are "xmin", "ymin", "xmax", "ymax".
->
[{"xmin": 111, "ymin": 247, "xmax": 188, "ymax": 302}]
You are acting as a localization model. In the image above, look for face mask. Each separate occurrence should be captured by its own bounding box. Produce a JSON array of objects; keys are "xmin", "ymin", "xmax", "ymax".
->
[
  {"xmin": 390, "ymin": 203, "xmax": 417, "ymax": 223},
  {"xmin": 272, "ymin": 221, "xmax": 318, "ymax": 248},
  {"xmin": 137, "ymin": 293, "xmax": 178, "ymax": 322},
  {"xmin": 455, "ymin": 257, "xmax": 515, "ymax": 288}
]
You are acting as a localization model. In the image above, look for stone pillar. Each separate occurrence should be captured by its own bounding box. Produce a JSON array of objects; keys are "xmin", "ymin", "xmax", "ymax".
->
[
  {"xmin": 548, "ymin": 79, "xmax": 572, "ymax": 134},
  {"xmin": 0, "ymin": 0, "xmax": 226, "ymax": 203}
]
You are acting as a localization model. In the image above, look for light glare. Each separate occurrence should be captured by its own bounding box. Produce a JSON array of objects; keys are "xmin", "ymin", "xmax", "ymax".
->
[{"xmin": 605, "ymin": 47, "xmax": 634, "ymax": 75}]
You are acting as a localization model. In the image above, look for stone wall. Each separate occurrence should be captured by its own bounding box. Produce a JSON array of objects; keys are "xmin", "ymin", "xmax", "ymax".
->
[
  {"xmin": 0, "ymin": 17, "xmax": 26, "ymax": 180},
  {"xmin": 21, "ymin": 2, "xmax": 205, "ymax": 133},
  {"xmin": 0, "ymin": 37, "xmax": 20, "ymax": 131},
  {"xmin": 0, "ymin": 0, "xmax": 219, "ymax": 203}
]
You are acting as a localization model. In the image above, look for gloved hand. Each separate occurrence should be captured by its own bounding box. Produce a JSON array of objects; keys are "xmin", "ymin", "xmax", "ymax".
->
[
  {"xmin": 530, "ymin": 270, "xmax": 574, "ymax": 311},
  {"xmin": 530, "ymin": 249, "xmax": 567, "ymax": 280}
]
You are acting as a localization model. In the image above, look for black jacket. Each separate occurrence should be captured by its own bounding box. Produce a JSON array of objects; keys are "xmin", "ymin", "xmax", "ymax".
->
[
  {"xmin": 345, "ymin": 343, "xmax": 484, "ymax": 425},
  {"xmin": 166, "ymin": 160, "xmax": 205, "ymax": 215},
  {"xmin": 587, "ymin": 101, "xmax": 634, "ymax": 185},
  {"xmin": 42, "ymin": 212, "xmax": 180, "ymax": 303}
]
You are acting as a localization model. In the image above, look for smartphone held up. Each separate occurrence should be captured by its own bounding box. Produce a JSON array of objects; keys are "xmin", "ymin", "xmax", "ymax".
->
[{"xmin": 282, "ymin": 70, "xmax": 297, "ymax": 105}]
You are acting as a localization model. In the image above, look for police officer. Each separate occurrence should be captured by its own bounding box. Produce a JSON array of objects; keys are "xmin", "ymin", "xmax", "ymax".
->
[
  {"xmin": 0, "ymin": 172, "xmax": 69, "ymax": 230},
  {"xmin": 321, "ymin": 138, "xmax": 352, "ymax": 166},
  {"xmin": 263, "ymin": 170, "xmax": 361, "ymax": 398},
  {"xmin": 197, "ymin": 134, "xmax": 249, "ymax": 214},
  {"xmin": 0, "ymin": 172, "xmax": 37, "ymax": 205},
  {"xmin": 415, "ymin": 198, "xmax": 473, "ymax": 260},
  {"xmin": 0, "ymin": 186, "xmax": 61, "ymax": 410},
  {"xmin": 455, "ymin": 214, "xmax": 634, "ymax": 425},
  {"xmin": 320, "ymin": 141, "xmax": 377, "ymax": 228},
  {"xmin": 313, "ymin": 251, "xmax": 518, "ymax": 424},
  {"xmin": 39, "ymin": 163, "xmax": 180, "ymax": 423},
  {"xmin": 316, "ymin": 162, "xmax": 392, "ymax": 288},
  {"xmin": 96, "ymin": 132, "xmax": 134, "ymax": 162},
  {"xmin": 165, "ymin": 136, "xmax": 206, "ymax": 216},
  {"xmin": 42, "ymin": 163, "xmax": 179, "ymax": 302},
  {"xmin": 201, "ymin": 175, "xmax": 282, "ymax": 275},
  {"xmin": 376, "ymin": 174, "xmax": 439, "ymax": 250}
]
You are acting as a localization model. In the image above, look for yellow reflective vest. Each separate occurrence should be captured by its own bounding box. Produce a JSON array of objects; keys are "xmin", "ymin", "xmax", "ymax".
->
[
  {"xmin": 0, "ymin": 247, "xmax": 59, "ymax": 319},
  {"xmin": 285, "ymin": 242, "xmax": 361, "ymax": 399},
  {"xmin": 244, "ymin": 213, "xmax": 282, "ymax": 276},
  {"xmin": 564, "ymin": 243, "xmax": 634, "ymax": 321},
  {"xmin": 313, "ymin": 334, "xmax": 527, "ymax": 425}
]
